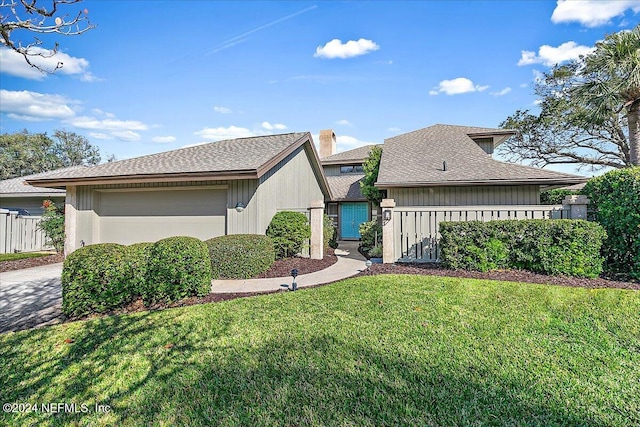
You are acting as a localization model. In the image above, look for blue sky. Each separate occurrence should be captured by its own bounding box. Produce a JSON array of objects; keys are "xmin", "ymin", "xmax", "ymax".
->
[{"xmin": 1, "ymin": 0, "xmax": 639, "ymax": 175}]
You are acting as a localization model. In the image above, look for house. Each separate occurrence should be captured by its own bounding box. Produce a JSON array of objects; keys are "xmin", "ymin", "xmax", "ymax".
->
[
  {"xmin": 0, "ymin": 167, "xmax": 86, "ymax": 215},
  {"xmin": 318, "ymin": 124, "xmax": 587, "ymax": 258},
  {"xmin": 318, "ymin": 130, "xmax": 381, "ymax": 240},
  {"xmin": 27, "ymin": 133, "xmax": 331, "ymax": 254}
]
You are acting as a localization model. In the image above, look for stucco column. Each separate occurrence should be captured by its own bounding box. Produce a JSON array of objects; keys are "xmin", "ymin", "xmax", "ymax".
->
[
  {"xmin": 309, "ymin": 200, "xmax": 324, "ymax": 260},
  {"xmin": 563, "ymin": 194, "xmax": 590, "ymax": 220},
  {"xmin": 64, "ymin": 185, "xmax": 77, "ymax": 256},
  {"xmin": 380, "ymin": 198, "xmax": 396, "ymax": 264}
]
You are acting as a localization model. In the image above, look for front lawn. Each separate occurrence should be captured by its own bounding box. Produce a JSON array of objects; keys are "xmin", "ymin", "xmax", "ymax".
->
[
  {"xmin": 1, "ymin": 275, "xmax": 638, "ymax": 426},
  {"xmin": 0, "ymin": 252, "xmax": 53, "ymax": 262}
]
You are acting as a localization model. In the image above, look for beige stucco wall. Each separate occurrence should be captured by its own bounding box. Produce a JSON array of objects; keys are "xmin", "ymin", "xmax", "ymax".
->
[{"xmin": 388, "ymin": 185, "xmax": 540, "ymax": 206}]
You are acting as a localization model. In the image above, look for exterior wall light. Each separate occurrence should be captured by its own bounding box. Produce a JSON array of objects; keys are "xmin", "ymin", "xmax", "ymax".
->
[
  {"xmin": 383, "ymin": 209, "xmax": 391, "ymax": 221},
  {"xmin": 235, "ymin": 202, "xmax": 245, "ymax": 212}
]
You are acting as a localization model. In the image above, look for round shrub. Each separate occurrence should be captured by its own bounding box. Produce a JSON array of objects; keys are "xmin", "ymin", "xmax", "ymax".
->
[
  {"xmin": 582, "ymin": 167, "xmax": 640, "ymax": 279},
  {"xmin": 61, "ymin": 243, "xmax": 134, "ymax": 317},
  {"xmin": 144, "ymin": 236, "xmax": 212, "ymax": 304},
  {"xmin": 206, "ymin": 234, "xmax": 275, "ymax": 279},
  {"xmin": 126, "ymin": 242, "xmax": 153, "ymax": 295},
  {"xmin": 266, "ymin": 211, "xmax": 311, "ymax": 259}
]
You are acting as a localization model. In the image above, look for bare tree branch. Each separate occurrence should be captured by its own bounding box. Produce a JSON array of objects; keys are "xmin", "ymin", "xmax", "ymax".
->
[{"xmin": 0, "ymin": 0, "xmax": 94, "ymax": 73}]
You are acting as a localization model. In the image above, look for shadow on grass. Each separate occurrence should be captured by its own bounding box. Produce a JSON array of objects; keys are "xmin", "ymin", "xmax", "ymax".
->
[{"xmin": 0, "ymin": 313, "xmax": 623, "ymax": 426}]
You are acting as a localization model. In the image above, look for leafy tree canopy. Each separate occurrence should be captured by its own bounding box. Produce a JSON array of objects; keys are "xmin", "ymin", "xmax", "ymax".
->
[
  {"xmin": 0, "ymin": 129, "xmax": 102, "ymax": 179},
  {"xmin": 360, "ymin": 145, "xmax": 383, "ymax": 205},
  {"xmin": 500, "ymin": 25, "xmax": 639, "ymax": 170}
]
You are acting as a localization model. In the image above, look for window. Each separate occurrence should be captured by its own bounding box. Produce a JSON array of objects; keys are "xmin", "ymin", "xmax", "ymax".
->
[{"xmin": 340, "ymin": 165, "xmax": 364, "ymax": 173}]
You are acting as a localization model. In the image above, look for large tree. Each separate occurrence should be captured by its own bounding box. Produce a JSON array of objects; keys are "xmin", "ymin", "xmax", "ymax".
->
[
  {"xmin": 0, "ymin": 0, "xmax": 94, "ymax": 72},
  {"xmin": 500, "ymin": 26, "xmax": 639, "ymax": 170},
  {"xmin": 0, "ymin": 129, "xmax": 101, "ymax": 179}
]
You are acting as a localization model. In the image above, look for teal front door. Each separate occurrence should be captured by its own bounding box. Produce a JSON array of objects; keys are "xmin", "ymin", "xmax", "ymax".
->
[{"xmin": 340, "ymin": 203, "xmax": 369, "ymax": 239}]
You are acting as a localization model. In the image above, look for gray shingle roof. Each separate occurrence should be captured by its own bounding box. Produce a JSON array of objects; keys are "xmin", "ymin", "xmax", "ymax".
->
[
  {"xmin": 326, "ymin": 174, "xmax": 366, "ymax": 201},
  {"xmin": 376, "ymin": 124, "xmax": 587, "ymax": 186},
  {"xmin": 321, "ymin": 144, "xmax": 380, "ymax": 164},
  {"xmin": 0, "ymin": 166, "xmax": 86, "ymax": 195},
  {"xmin": 28, "ymin": 133, "xmax": 310, "ymax": 183}
]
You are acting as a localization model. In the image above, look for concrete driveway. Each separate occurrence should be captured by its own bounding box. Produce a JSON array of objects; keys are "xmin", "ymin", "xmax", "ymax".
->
[{"xmin": 0, "ymin": 263, "xmax": 63, "ymax": 334}]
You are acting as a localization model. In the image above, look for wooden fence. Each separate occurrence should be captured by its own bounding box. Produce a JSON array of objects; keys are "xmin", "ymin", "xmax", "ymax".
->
[
  {"xmin": 393, "ymin": 205, "xmax": 569, "ymax": 262},
  {"xmin": 0, "ymin": 209, "xmax": 53, "ymax": 254}
]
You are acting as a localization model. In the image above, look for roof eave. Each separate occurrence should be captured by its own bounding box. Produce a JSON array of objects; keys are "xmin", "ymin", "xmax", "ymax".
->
[
  {"xmin": 26, "ymin": 170, "xmax": 260, "ymax": 188},
  {"xmin": 375, "ymin": 177, "xmax": 588, "ymax": 188},
  {"xmin": 0, "ymin": 192, "xmax": 66, "ymax": 197},
  {"xmin": 321, "ymin": 159, "xmax": 367, "ymax": 166}
]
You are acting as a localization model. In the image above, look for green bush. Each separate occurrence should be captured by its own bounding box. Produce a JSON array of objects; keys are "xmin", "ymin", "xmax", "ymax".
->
[
  {"xmin": 206, "ymin": 234, "xmax": 275, "ymax": 279},
  {"xmin": 440, "ymin": 219, "xmax": 606, "ymax": 278},
  {"xmin": 582, "ymin": 167, "xmax": 640, "ymax": 279},
  {"xmin": 127, "ymin": 242, "xmax": 153, "ymax": 295},
  {"xmin": 359, "ymin": 220, "xmax": 382, "ymax": 251},
  {"xmin": 324, "ymin": 214, "xmax": 338, "ymax": 250},
  {"xmin": 61, "ymin": 243, "xmax": 134, "ymax": 317},
  {"xmin": 540, "ymin": 189, "xmax": 575, "ymax": 205},
  {"xmin": 266, "ymin": 211, "xmax": 311, "ymax": 259},
  {"xmin": 144, "ymin": 236, "xmax": 212, "ymax": 304},
  {"xmin": 38, "ymin": 200, "xmax": 65, "ymax": 253}
]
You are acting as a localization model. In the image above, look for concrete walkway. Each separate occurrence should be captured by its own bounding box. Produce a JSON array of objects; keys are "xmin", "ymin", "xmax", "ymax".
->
[
  {"xmin": 211, "ymin": 241, "xmax": 367, "ymax": 293},
  {"xmin": 0, "ymin": 263, "xmax": 64, "ymax": 333}
]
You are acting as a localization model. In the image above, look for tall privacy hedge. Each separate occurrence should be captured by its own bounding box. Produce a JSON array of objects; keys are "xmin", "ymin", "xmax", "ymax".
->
[
  {"xmin": 439, "ymin": 219, "xmax": 606, "ymax": 278},
  {"xmin": 266, "ymin": 211, "xmax": 311, "ymax": 259},
  {"xmin": 206, "ymin": 234, "xmax": 275, "ymax": 279},
  {"xmin": 581, "ymin": 167, "xmax": 640, "ymax": 279}
]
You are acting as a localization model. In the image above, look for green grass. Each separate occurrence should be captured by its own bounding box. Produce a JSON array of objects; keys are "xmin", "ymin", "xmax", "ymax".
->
[
  {"xmin": 1, "ymin": 275, "xmax": 639, "ymax": 426},
  {"xmin": 0, "ymin": 252, "xmax": 53, "ymax": 262}
]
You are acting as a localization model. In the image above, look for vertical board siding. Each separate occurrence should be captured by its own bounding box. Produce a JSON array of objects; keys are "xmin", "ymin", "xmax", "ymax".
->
[
  {"xmin": 322, "ymin": 165, "xmax": 342, "ymax": 176},
  {"xmin": 0, "ymin": 211, "xmax": 52, "ymax": 253},
  {"xmin": 0, "ymin": 196, "xmax": 65, "ymax": 216},
  {"xmin": 394, "ymin": 205, "xmax": 569, "ymax": 262},
  {"xmin": 388, "ymin": 185, "xmax": 540, "ymax": 206},
  {"xmin": 227, "ymin": 179, "xmax": 259, "ymax": 235},
  {"xmin": 257, "ymin": 145, "xmax": 326, "ymax": 233}
]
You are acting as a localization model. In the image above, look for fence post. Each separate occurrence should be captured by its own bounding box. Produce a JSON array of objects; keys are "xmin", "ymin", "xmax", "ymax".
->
[
  {"xmin": 380, "ymin": 198, "xmax": 396, "ymax": 264},
  {"xmin": 563, "ymin": 195, "xmax": 590, "ymax": 219},
  {"xmin": 65, "ymin": 186, "xmax": 77, "ymax": 256},
  {"xmin": 309, "ymin": 200, "xmax": 324, "ymax": 260}
]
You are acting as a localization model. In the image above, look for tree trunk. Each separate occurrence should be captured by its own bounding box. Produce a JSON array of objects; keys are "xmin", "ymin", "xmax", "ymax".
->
[{"xmin": 628, "ymin": 100, "xmax": 640, "ymax": 166}]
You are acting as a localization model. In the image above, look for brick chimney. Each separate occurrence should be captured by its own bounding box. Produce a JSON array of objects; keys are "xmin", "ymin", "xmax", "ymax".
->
[{"xmin": 319, "ymin": 129, "xmax": 336, "ymax": 158}]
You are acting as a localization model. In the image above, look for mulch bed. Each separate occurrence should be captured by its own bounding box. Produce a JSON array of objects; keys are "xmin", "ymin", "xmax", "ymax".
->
[
  {"xmin": 0, "ymin": 253, "xmax": 64, "ymax": 273},
  {"xmin": 355, "ymin": 263, "xmax": 640, "ymax": 291},
  {"xmin": 255, "ymin": 249, "xmax": 338, "ymax": 278}
]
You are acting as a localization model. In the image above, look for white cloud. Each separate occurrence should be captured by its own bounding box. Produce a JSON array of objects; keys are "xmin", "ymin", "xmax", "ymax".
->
[
  {"xmin": 314, "ymin": 38, "xmax": 380, "ymax": 59},
  {"xmin": 67, "ymin": 116, "xmax": 148, "ymax": 131},
  {"xmin": 261, "ymin": 121, "xmax": 287, "ymax": 131},
  {"xmin": 551, "ymin": 0, "xmax": 640, "ymax": 27},
  {"xmin": 111, "ymin": 131, "xmax": 141, "ymax": 142},
  {"xmin": 194, "ymin": 126, "xmax": 257, "ymax": 141},
  {"xmin": 387, "ymin": 127, "xmax": 400, "ymax": 132},
  {"xmin": 429, "ymin": 78, "xmax": 489, "ymax": 95},
  {"xmin": 89, "ymin": 132, "xmax": 114, "ymax": 140},
  {"xmin": 151, "ymin": 135, "xmax": 176, "ymax": 143},
  {"xmin": 0, "ymin": 89, "xmax": 77, "ymax": 120},
  {"xmin": 491, "ymin": 87, "xmax": 512, "ymax": 96},
  {"xmin": 214, "ymin": 106, "xmax": 233, "ymax": 114},
  {"xmin": 336, "ymin": 119, "xmax": 352, "ymax": 126},
  {"xmin": 518, "ymin": 41, "xmax": 594, "ymax": 66},
  {"xmin": 0, "ymin": 47, "xmax": 98, "ymax": 81}
]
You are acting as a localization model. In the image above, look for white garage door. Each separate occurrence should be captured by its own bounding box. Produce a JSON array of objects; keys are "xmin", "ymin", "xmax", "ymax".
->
[{"xmin": 97, "ymin": 188, "xmax": 227, "ymax": 245}]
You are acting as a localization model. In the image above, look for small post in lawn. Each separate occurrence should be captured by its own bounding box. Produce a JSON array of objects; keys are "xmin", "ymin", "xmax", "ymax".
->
[
  {"xmin": 309, "ymin": 200, "xmax": 324, "ymax": 260},
  {"xmin": 380, "ymin": 198, "xmax": 396, "ymax": 264}
]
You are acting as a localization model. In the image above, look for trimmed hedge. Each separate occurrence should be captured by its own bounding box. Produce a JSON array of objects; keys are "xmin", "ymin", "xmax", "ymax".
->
[
  {"xmin": 359, "ymin": 220, "xmax": 382, "ymax": 251},
  {"xmin": 143, "ymin": 236, "xmax": 212, "ymax": 304},
  {"xmin": 540, "ymin": 189, "xmax": 575, "ymax": 205},
  {"xmin": 206, "ymin": 234, "xmax": 275, "ymax": 279},
  {"xmin": 61, "ymin": 243, "xmax": 134, "ymax": 317},
  {"xmin": 582, "ymin": 167, "xmax": 640, "ymax": 279},
  {"xmin": 440, "ymin": 219, "xmax": 606, "ymax": 278},
  {"xmin": 266, "ymin": 211, "xmax": 311, "ymax": 259},
  {"xmin": 127, "ymin": 242, "xmax": 154, "ymax": 294}
]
